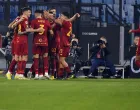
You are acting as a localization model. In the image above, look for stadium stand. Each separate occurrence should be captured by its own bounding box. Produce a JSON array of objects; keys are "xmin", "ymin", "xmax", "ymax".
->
[{"xmin": 0, "ymin": 0, "xmax": 139, "ymax": 23}]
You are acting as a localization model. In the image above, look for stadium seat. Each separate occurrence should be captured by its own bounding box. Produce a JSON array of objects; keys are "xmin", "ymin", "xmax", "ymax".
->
[
  {"xmin": 122, "ymin": 8, "xmax": 126, "ymax": 20},
  {"xmin": 113, "ymin": 4, "xmax": 119, "ymax": 15},
  {"xmin": 103, "ymin": 0, "xmax": 114, "ymax": 4},
  {"xmin": 27, "ymin": 0, "xmax": 37, "ymax": 2},
  {"xmin": 81, "ymin": 7, "xmax": 92, "ymax": 13},
  {"xmin": 137, "ymin": 0, "xmax": 140, "ymax": 4},
  {"xmin": 92, "ymin": 0, "xmax": 102, "ymax": 3},
  {"xmin": 125, "ymin": 0, "xmax": 136, "ymax": 4},
  {"xmin": 107, "ymin": 4, "xmax": 113, "ymax": 8},
  {"xmin": 124, "ymin": 4, "xmax": 134, "ymax": 23},
  {"xmin": 81, "ymin": 0, "xmax": 91, "ymax": 3},
  {"xmin": 114, "ymin": 0, "xmax": 119, "ymax": 5}
]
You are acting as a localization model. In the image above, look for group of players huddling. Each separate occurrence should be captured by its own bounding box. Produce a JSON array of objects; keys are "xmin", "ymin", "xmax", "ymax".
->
[{"xmin": 6, "ymin": 7, "xmax": 80, "ymax": 80}]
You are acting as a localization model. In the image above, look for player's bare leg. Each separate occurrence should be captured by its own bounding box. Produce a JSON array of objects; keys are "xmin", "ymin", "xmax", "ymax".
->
[
  {"xmin": 50, "ymin": 56, "xmax": 57, "ymax": 80},
  {"xmin": 43, "ymin": 53, "xmax": 50, "ymax": 79},
  {"xmin": 59, "ymin": 57, "xmax": 73, "ymax": 79},
  {"xmin": 33, "ymin": 54, "xmax": 39, "ymax": 79},
  {"xmin": 57, "ymin": 60, "xmax": 64, "ymax": 79},
  {"xmin": 27, "ymin": 61, "xmax": 34, "ymax": 79},
  {"xmin": 14, "ymin": 55, "xmax": 20, "ymax": 79},
  {"xmin": 16, "ymin": 55, "xmax": 23, "ymax": 79},
  {"xmin": 6, "ymin": 56, "xmax": 17, "ymax": 80},
  {"xmin": 16, "ymin": 55, "xmax": 28, "ymax": 80}
]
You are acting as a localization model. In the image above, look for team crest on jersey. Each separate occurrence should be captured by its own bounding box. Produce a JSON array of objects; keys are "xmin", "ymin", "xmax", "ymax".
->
[{"xmin": 39, "ymin": 38, "xmax": 42, "ymax": 42}]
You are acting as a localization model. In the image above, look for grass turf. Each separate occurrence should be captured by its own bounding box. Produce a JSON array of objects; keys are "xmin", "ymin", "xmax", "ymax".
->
[{"xmin": 0, "ymin": 76, "xmax": 140, "ymax": 110}]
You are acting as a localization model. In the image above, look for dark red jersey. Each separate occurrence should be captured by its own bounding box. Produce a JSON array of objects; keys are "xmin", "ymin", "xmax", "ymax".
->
[
  {"xmin": 12, "ymin": 16, "xmax": 21, "ymax": 42},
  {"xmin": 60, "ymin": 20, "xmax": 72, "ymax": 47},
  {"xmin": 52, "ymin": 24, "xmax": 61, "ymax": 43},
  {"xmin": 13, "ymin": 16, "xmax": 20, "ymax": 37},
  {"xmin": 31, "ymin": 18, "xmax": 51, "ymax": 46},
  {"xmin": 16, "ymin": 17, "xmax": 29, "ymax": 43}
]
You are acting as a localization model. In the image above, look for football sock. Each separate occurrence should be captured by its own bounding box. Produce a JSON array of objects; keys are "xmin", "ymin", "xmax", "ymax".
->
[
  {"xmin": 9, "ymin": 59, "xmax": 17, "ymax": 73},
  {"xmin": 64, "ymin": 66, "xmax": 71, "ymax": 74},
  {"xmin": 58, "ymin": 68, "xmax": 64, "ymax": 77},
  {"xmin": 43, "ymin": 57, "xmax": 49, "ymax": 73},
  {"xmin": 34, "ymin": 58, "xmax": 39, "ymax": 74},
  {"xmin": 17, "ymin": 61, "xmax": 22, "ymax": 74}
]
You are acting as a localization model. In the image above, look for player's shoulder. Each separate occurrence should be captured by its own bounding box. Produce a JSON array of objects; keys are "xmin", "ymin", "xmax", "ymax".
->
[
  {"xmin": 15, "ymin": 16, "xmax": 20, "ymax": 21},
  {"xmin": 63, "ymin": 20, "xmax": 71, "ymax": 25},
  {"xmin": 21, "ymin": 18, "xmax": 28, "ymax": 26},
  {"xmin": 64, "ymin": 20, "xmax": 71, "ymax": 23}
]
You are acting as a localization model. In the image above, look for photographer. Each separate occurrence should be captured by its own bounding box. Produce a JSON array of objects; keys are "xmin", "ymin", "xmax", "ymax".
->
[
  {"xmin": 88, "ymin": 36, "xmax": 117, "ymax": 77},
  {"xmin": 2, "ymin": 31, "xmax": 13, "ymax": 68},
  {"xmin": 70, "ymin": 39, "xmax": 83, "ymax": 78}
]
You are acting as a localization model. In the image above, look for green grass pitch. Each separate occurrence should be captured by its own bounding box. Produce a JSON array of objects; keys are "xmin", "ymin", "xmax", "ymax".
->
[{"xmin": 0, "ymin": 75, "xmax": 140, "ymax": 110}]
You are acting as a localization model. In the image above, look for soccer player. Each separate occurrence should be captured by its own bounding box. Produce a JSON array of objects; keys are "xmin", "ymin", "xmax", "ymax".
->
[
  {"xmin": 54, "ymin": 12, "xmax": 75, "ymax": 79},
  {"xmin": 6, "ymin": 10, "xmax": 24, "ymax": 80},
  {"xmin": 15, "ymin": 7, "xmax": 43, "ymax": 79},
  {"xmin": 30, "ymin": 10, "xmax": 53, "ymax": 79},
  {"xmin": 129, "ymin": 28, "xmax": 140, "ymax": 68},
  {"xmin": 45, "ymin": 8, "xmax": 61, "ymax": 80}
]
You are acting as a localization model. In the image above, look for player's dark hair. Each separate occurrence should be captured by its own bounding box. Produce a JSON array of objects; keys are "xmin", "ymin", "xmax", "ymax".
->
[
  {"xmin": 62, "ymin": 12, "xmax": 70, "ymax": 18},
  {"xmin": 35, "ymin": 10, "xmax": 43, "ymax": 14},
  {"xmin": 49, "ymin": 7, "xmax": 56, "ymax": 11},
  {"xmin": 22, "ymin": 7, "xmax": 31, "ymax": 12}
]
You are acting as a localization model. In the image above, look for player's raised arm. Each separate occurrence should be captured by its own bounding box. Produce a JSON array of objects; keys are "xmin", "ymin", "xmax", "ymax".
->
[
  {"xmin": 11, "ymin": 17, "xmax": 25, "ymax": 29},
  {"xmin": 129, "ymin": 28, "xmax": 140, "ymax": 33},
  {"xmin": 8, "ymin": 18, "xmax": 17, "ymax": 29},
  {"xmin": 67, "ymin": 13, "xmax": 80, "ymax": 22}
]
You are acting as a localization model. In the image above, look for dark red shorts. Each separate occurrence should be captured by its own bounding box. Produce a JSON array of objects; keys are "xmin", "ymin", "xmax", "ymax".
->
[
  {"xmin": 59, "ymin": 46, "xmax": 70, "ymax": 57},
  {"xmin": 15, "ymin": 36, "xmax": 28, "ymax": 55},
  {"xmin": 33, "ymin": 45, "xmax": 48, "ymax": 55},
  {"xmin": 50, "ymin": 42, "xmax": 60, "ymax": 56}
]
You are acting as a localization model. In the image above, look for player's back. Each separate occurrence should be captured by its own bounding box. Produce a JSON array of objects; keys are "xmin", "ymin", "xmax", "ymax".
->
[
  {"xmin": 31, "ymin": 18, "xmax": 50, "ymax": 37},
  {"xmin": 13, "ymin": 16, "xmax": 20, "ymax": 36},
  {"xmin": 61, "ymin": 20, "xmax": 72, "ymax": 47},
  {"xmin": 31, "ymin": 18, "xmax": 51, "ymax": 46}
]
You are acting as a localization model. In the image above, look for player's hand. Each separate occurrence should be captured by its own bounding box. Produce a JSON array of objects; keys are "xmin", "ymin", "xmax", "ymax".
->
[
  {"xmin": 26, "ymin": 28, "xmax": 32, "ymax": 33},
  {"xmin": 129, "ymin": 30, "xmax": 132, "ymax": 33},
  {"xmin": 76, "ymin": 13, "xmax": 80, "ymax": 18},
  {"xmin": 37, "ymin": 27, "xmax": 45, "ymax": 33}
]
